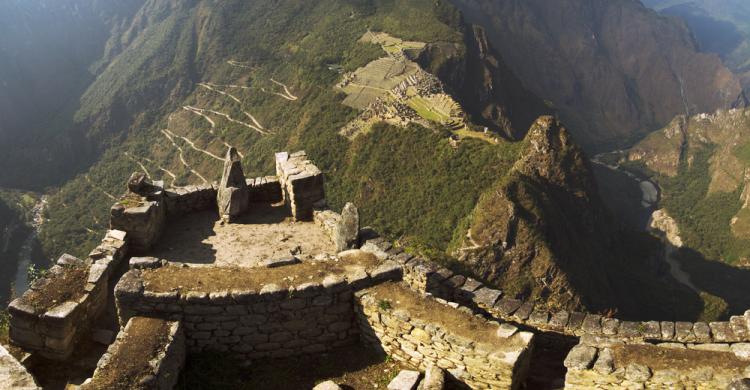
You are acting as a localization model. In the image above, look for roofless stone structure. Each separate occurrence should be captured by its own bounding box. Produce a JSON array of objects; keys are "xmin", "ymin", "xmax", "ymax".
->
[{"xmin": 3, "ymin": 149, "xmax": 750, "ymax": 389}]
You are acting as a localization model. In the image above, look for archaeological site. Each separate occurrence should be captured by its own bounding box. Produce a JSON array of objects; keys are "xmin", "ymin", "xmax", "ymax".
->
[{"xmin": 1, "ymin": 150, "xmax": 750, "ymax": 390}]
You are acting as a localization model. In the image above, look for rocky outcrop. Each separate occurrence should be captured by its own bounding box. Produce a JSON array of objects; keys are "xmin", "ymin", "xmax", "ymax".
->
[
  {"xmin": 0, "ymin": 345, "xmax": 39, "ymax": 390},
  {"xmin": 649, "ymin": 209, "xmax": 684, "ymax": 248},
  {"xmin": 217, "ymin": 147, "xmax": 249, "ymax": 222},
  {"xmin": 456, "ymin": 116, "xmax": 698, "ymax": 318}
]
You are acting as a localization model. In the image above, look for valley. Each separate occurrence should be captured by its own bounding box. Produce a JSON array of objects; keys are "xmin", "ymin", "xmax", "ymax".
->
[{"xmin": 0, "ymin": 0, "xmax": 748, "ymax": 340}]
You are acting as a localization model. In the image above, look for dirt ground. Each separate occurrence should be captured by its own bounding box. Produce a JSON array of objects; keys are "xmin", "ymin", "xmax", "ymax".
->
[
  {"xmin": 86, "ymin": 317, "xmax": 170, "ymax": 390},
  {"xmin": 149, "ymin": 203, "xmax": 337, "ymax": 267},
  {"xmin": 142, "ymin": 251, "xmax": 379, "ymax": 293}
]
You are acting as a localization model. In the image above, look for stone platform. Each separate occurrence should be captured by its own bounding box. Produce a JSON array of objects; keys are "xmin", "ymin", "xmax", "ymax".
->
[{"xmin": 147, "ymin": 203, "xmax": 337, "ymax": 267}]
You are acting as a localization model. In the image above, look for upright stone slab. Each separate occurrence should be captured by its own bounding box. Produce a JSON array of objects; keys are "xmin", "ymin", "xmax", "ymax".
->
[
  {"xmin": 335, "ymin": 202, "xmax": 359, "ymax": 251},
  {"xmin": 276, "ymin": 151, "xmax": 325, "ymax": 221},
  {"xmin": 217, "ymin": 147, "xmax": 250, "ymax": 222}
]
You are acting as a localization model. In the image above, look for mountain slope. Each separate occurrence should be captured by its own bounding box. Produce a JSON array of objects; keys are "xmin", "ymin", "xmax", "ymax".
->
[
  {"xmin": 0, "ymin": 0, "xmax": 145, "ymax": 189},
  {"xmin": 454, "ymin": 116, "xmax": 701, "ymax": 319},
  {"xmin": 450, "ymin": 0, "xmax": 746, "ymax": 152},
  {"xmin": 643, "ymin": 0, "xmax": 750, "ymax": 84},
  {"xmin": 33, "ymin": 0, "xmax": 531, "ymax": 259}
]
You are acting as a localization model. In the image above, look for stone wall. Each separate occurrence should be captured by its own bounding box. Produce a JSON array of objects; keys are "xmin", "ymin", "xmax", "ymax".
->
[
  {"xmin": 276, "ymin": 151, "xmax": 325, "ymax": 221},
  {"xmin": 111, "ymin": 198, "xmax": 166, "ymax": 253},
  {"xmin": 82, "ymin": 317, "xmax": 185, "ymax": 390},
  {"xmin": 355, "ymin": 283, "xmax": 534, "ymax": 390},
  {"xmin": 564, "ymin": 341, "xmax": 750, "ymax": 389},
  {"xmin": 7, "ymin": 230, "xmax": 127, "ymax": 360},
  {"xmin": 164, "ymin": 184, "xmax": 216, "ymax": 217},
  {"xmin": 247, "ymin": 176, "xmax": 282, "ymax": 203},
  {"xmin": 114, "ymin": 261, "xmax": 403, "ymax": 360},
  {"xmin": 365, "ymin": 238, "xmax": 750, "ymax": 347}
]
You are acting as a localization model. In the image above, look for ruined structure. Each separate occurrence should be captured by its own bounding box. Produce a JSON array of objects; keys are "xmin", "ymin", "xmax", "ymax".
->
[{"xmin": 4, "ymin": 149, "xmax": 750, "ymax": 389}]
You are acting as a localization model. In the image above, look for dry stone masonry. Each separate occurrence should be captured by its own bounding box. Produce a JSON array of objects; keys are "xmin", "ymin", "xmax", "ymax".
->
[
  {"xmin": 8, "ymin": 230, "xmax": 127, "ymax": 360},
  {"xmin": 564, "ymin": 342, "xmax": 750, "ymax": 388},
  {"xmin": 81, "ymin": 317, "xmax": 185, "ymax": 390},
  {"xmin": 356, "ymin": 283, "xmax": 533, "ymax": 390},
  {"xmin": 113, "ymin": 257, "xmax": 401, "ymax": 359},
  {"xmin": 276, "ymin": 151, "xmax": 325, "ymax": 221},
  {"xmin": 6, "ymin": 149, "xmax": 750, "ymax": 388}
]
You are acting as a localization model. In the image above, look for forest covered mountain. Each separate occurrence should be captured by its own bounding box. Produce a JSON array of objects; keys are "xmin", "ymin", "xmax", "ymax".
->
[{"xmin": 0, "ymin": 0, "xmax": 746, "ymax": 320}]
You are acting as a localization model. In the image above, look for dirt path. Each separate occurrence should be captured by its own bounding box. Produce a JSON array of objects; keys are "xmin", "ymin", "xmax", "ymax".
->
[
  {"xmin": 269, "ymin": 78, "xmax": 298, "ymax": 101},
  {"xmin": 124, "ymin": 152, "xmax": 152, "ymax": 178},
  {"xmin": 183, "ymin": 107, "xmax": 244, "ymax": 158},
  {"xmin": 227, "ymin": 60, "xmax": 254, "ymax": 69},
  {"xmin": 199, "ymin": 83, "xmax": 242, "ymax": 104},
  {"xmin": 184, "ymin": 105, "xmax": 267, "ymax": 135},
  {"xmin": 160, "ymin": 129, "xmax": 209, "ymax": 184},
  {"xmin": 162, "ymin": 129, "xmax": 224, "ymax": 161},
  {"xmin": 197, "ymin": 83, "xmax": 265, "ymax": 130}
]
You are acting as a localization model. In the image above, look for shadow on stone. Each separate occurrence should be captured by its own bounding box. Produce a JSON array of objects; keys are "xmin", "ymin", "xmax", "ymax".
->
[{"xmin": 148, "ymin": 211, "xmax": 220, "ymax": 264}]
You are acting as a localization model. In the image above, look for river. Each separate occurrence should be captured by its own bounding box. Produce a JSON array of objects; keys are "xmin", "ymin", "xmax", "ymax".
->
[{"xmin": 11, "ymin": 196, "xmax": 46, "ymax": 297}]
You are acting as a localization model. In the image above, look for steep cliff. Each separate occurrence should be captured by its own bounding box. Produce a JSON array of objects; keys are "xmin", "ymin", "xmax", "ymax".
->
[
  {"xmin": 418, "ymin": 25, "xmax": 553, "ymax": 140},
  {"xmin": 450, "ymin": 0, "xmax": 746, "ymax": 152},
  {"xmin": 456, "ymin": 117, "xmax": 700, "ymax": 319}
]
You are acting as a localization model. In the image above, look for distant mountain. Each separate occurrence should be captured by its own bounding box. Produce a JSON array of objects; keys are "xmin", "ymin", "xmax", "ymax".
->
[
  {"xmin": 643, "ymin": 0, "xmax": 750, "ymax": 82},
  {"xmin": 450, "ymin": 0, "xmax": 746, "ymax": 152}
]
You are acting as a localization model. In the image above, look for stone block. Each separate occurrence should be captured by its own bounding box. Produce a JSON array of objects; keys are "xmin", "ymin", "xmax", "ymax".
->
[
  {"xmin": 129, "ymin": 257, "xmax": 162, "ymax": 270},
  {"xmin": 494, "ymin": 298, "xmax": 523, "ymax": 317},
  {"xmin": 472, "ymin": 287, "xmax": 502, "ymax": 309},
  {"xmin": 564, "ymin": 344, "xmax": 598, "ymax": 371},
  {"xmin": 388, "ymin": 370, "xmax": 421, "ymax": 390}
]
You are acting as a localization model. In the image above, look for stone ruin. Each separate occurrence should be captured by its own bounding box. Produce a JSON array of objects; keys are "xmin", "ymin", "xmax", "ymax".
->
[{"xmin": 4, "ymin": 149, "xmax": 750, "ymax": 389}]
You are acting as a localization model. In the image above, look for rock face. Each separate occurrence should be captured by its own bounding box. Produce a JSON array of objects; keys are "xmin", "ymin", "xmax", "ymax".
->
[
  {"xmin": 451, "ymin": 0, "xmax": 746, "ymax": 151},
  {"xmin": 217, "ymin": 147, "xmax": 249, "ymax": 222},
  {"xmin": 456, "ymin": 116, "xmax": 699, "ymax": 318},
  {"xmin": 418, "ymin": 25, "xmax": 552, "ymax": 140},
  {"xmin": 0, "ymin": 345, "xmax": 40, "ymax": 389},
  {"xmin": 649, "ymin": 209, "xmax": 684, "ymax": 248}
]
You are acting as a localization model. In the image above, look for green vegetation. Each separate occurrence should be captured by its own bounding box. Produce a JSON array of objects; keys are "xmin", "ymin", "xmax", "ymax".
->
[
  {"xmin": 734, "ymin": 140, "xmax": 750, "ymax": 165},
  {"xmin": 377, "ymin": 299, "xmax": 393, "ymax": 311},
  {"xmin": 36, "ymin": 0, "xmax": 488, "ymax": 260},
  {"xmin": 698, "ymin": 291, "xmax": 729, "ymax": 322},
  {"xmin": 660, "ymin": 146, "xmax": 750, "ymax": 263},
  {"xmin": 328, "ymin": 123, "xmax": 522, "ymax": 252},
  {"xmin": 407, "ymin": 97, "xmax": 450, "ymax": 123}
]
